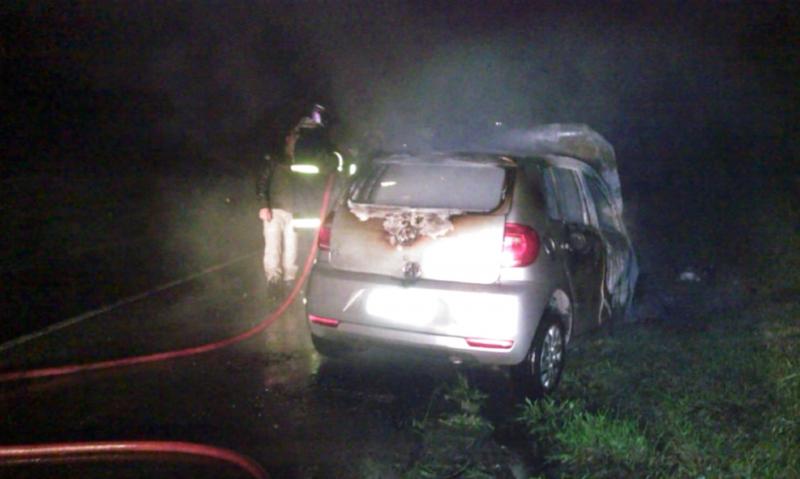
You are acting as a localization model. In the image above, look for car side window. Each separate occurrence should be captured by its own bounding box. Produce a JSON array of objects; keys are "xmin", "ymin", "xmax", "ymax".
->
[
  {"xmin": 584, "ymin": 174, "xmax": 618, "ymax": 231},
  {"xmin": 551, "ymin": 167, "xmax": 587, "ymax": 225},
  {"xmin": 541, "ymin": 168, "xmax": 561, "ymax": 220}
]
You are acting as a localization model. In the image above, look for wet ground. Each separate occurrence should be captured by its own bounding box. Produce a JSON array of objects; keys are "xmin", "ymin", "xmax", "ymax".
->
[{"xmin": 0, "ymin": 232, "xmax": 523, "ymax": 478}]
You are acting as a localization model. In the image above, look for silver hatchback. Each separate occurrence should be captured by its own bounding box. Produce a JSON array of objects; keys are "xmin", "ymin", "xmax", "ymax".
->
[{"xmin": 305, "ymin": 124, "xmax": 637, "ymax": 396}]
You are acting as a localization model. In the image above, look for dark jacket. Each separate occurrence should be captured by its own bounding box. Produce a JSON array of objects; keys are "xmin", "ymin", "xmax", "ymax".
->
[{"xmin": 257, "ymin": 155, "xmax": 295, "ymax": 211}]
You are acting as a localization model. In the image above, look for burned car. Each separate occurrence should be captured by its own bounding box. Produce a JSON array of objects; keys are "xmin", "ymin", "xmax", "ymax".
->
[{"xmin": 305, "ymin": 124, "xmax": 637, "ymax": 396}]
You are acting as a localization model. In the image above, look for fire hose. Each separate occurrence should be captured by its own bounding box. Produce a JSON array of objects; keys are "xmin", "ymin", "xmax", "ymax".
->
[
  {"xmin": 0, "ymin": 174, "xmax": 334, "ymax": 382},
  {"xmin": 0, "ymin": 441, "xmax": 269, "ymax": 479},
  {"xmin": 0, "ymin": 174, "xmax": 336, "ymax": 478}
]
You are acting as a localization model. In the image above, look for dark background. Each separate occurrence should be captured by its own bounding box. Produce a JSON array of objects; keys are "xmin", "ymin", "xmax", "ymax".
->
[{"xmin": 2, "ymin": 1, "xmax": 798, "ymax": 340}]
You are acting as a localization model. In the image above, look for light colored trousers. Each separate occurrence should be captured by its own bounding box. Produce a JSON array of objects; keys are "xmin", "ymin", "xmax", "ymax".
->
[{"xmin": 262, "ymin": 209, "xmax": 298, "ymax": 283}]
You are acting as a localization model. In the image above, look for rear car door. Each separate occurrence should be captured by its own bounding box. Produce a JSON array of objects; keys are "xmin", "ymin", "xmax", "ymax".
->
[
  {"xmin": 548, "ymin": 166, "xmax": 605, "ymax": 335},
  {"xmin": 581, "ymin": 171, "xmax": 636, "ymax": 315}
]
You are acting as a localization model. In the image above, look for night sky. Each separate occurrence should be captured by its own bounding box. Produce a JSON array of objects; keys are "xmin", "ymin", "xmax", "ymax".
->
[{"xmin": 2, "ymin": 1, "xmax": 799, "ymax": 318}]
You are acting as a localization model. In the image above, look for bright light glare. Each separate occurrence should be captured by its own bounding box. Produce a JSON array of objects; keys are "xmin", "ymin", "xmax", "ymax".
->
[
  {"xmin": 447, "ymin": 291, "xmax": 519, "ymax": 338},
  {"xmin": 380, "ymin": 181, "xmax": 397, "ymax": 187},
  {"xmin": 366, "ymin": 287, "xmax": 439, "ymax": 325},
  {"xmin": 348, "ymin": 163, "xmax": 357, "ymax": 176},
  {"xmin": 292, "ymin": 218, "xmax": 321, "ymax": 229},
  {"xmin": 421, "ymin": 232, "xmax": 502, "ymax": 284},
  {"xmin": 291, "ymin": 164, "xmax": 320, "ymax": 174},
  {"xmin": 364, "ymin": 287, "xmax": 518, "ymax": 338}
]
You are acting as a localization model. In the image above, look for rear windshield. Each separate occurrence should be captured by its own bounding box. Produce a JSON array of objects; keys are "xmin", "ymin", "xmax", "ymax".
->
[{"xmin": 349, "ymin": 160, "xmax": 509, "ymax": 211}]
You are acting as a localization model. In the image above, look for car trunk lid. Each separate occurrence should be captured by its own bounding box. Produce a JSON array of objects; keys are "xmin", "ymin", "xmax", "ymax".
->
[{"xmin": 329, "ymin": 154, "xmax": 514, "ymax": 284}]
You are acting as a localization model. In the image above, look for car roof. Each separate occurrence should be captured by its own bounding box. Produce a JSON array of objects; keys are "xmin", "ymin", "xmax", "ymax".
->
[{"xmin": 371, "ymin": 152, "xmax": 518, "ymax": 168}]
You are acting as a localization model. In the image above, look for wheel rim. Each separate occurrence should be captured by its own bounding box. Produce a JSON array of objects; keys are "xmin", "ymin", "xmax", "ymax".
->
[{"xmin": 537, "ymin": 324, "xmax": 564, "ymax": 389}]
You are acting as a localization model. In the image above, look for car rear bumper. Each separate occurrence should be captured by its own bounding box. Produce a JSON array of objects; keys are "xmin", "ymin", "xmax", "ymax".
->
[{"xmin": 305, "ymin": 263, "xmax": 551, "ymax": 366}]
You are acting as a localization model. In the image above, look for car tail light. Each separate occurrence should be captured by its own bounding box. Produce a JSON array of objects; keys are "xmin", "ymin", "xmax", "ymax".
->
[
  {"xmin": 318, "ymin": 213, "xmax": 333, "ymax": 251},
  {"xmin": 501, "ymin": 223, "xmax": 539, "ymax": 267},
  {"xmin": 309, "ymin": 314, "xmax": 339, "ymax": 327},
  {"xmin": 466, "ymin": 338, "xmax": 514, "ymax": 349}
]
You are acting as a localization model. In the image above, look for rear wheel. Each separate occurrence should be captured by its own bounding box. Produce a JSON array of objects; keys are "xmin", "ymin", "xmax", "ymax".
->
[
  {"xmin": 512, "ymin": 315, "xmax": 566, "ymax": 398},
  {"xmin": 311, "ymin": 335, "xmax": 351, "ymax": 358}
]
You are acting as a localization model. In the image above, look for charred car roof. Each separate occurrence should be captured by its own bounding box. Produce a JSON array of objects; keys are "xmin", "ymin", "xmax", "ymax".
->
[{"xmin": 371, "ymin": 152, "xmax": 518, "ymax": 168}]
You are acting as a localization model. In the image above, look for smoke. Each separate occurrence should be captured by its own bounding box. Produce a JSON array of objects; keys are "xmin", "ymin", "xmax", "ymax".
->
[
  {"xmin": 53, "ymin": 1, "xmax": 798, "ymax": 281},
  {"xmin": 286, "ymin": 2, "xmax": 764, "ymax": 167},
  {"xmin": 13, "ymin": 1, "xmax": 793, "ymax": 173},
  {"xmin": 126, "ymin": 2, "xmax": 793, "ymax": 177},
  {"xmin": 4, "ymin": 2, "xmax": 794, "ymax": 334}
]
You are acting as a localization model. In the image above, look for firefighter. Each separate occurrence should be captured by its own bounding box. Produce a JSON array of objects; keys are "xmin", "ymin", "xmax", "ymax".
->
[{"xmin": 257, "ymin": 104, "xmax": 324, "ymax": 291}]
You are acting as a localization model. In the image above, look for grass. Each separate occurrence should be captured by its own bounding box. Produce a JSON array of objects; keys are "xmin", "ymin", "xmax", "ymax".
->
[
  {"xmin": 519, "ymin": 300, "xmax": 800, "ymax": 478},
  {"xmin": 360, "ymin": 298, "xmax": 799, "ymax": 478},
  {"xmin": 403, "ymin": 374, "xmax": 501, "ymax": 479}
]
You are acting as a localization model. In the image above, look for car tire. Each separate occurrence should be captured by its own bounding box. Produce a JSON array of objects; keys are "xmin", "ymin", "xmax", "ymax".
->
[
  {"xmin": 512, "ymin": 314, "xmax": 566, "ymax": 398},
  {"xmin": 311, "ymin": 335, "xmax": 351, "ymax": 358}
]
